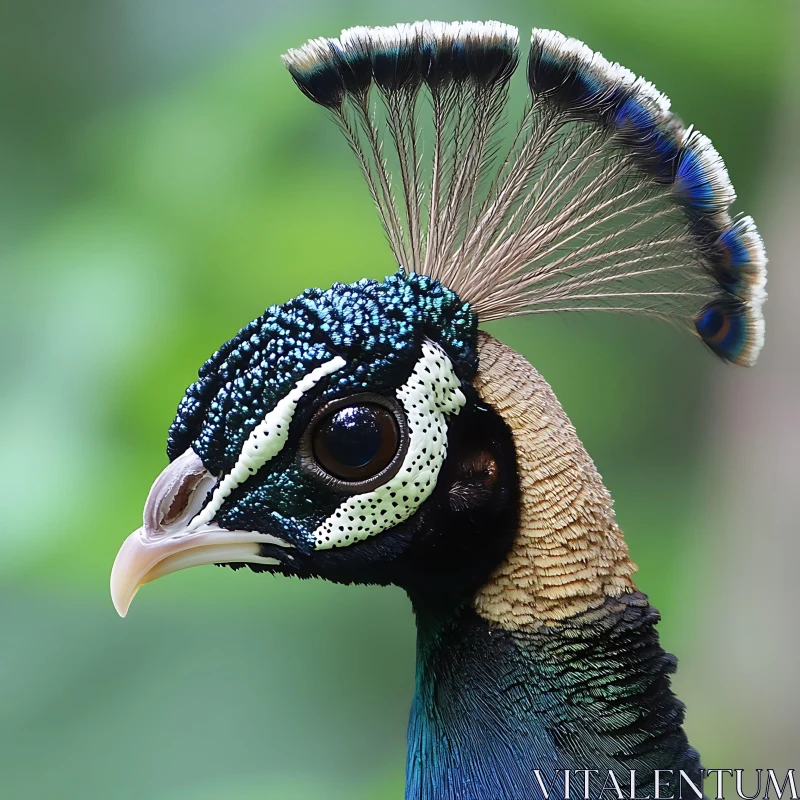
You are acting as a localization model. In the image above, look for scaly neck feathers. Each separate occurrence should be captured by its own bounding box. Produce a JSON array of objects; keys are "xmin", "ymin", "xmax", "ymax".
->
[{"xmin": 472, "ymin": 331, "xmax": 636, "ymax": 628}]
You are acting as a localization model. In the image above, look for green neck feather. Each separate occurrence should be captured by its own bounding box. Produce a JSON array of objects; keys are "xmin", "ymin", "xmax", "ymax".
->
[{"xmin": 405, "ymin": 592, "xmax": 703, "ymax": 800}]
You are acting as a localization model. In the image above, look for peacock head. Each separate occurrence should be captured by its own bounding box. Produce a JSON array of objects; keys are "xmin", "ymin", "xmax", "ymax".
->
[
  {"xmin": 111, "ymin": 21, "xmax": 767, "ymax": 622},
  {"xmin": 111, "ymin": 272, "xmax": 520, "ymax": 616}
]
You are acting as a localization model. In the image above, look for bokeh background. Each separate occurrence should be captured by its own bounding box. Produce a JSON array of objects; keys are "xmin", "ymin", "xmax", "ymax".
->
[{"xmin": 2, "ymin": 1, "xmax": 798, "ymax": 798}]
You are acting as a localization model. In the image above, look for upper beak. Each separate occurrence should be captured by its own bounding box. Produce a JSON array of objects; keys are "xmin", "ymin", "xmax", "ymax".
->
[{"xmin": 110, "ymin": 449, "xmax": 290, "ymax": 617}]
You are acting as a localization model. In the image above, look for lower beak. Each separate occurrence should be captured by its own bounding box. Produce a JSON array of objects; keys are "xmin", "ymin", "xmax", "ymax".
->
[{"xmin": 110, "ymin": 523, "xmax": 288, "ymax": 618}]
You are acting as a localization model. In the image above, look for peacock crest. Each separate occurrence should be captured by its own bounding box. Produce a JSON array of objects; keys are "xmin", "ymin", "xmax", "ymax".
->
[{"xmin": 283, "ymin": 21, "xmax": 766, "ymax": 365}]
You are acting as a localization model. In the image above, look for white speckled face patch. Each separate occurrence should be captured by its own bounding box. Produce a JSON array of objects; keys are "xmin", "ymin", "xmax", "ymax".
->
[
  {"xmin": 313, "ymin": 340, "xmax": 466, "ymax": 549},
  {"xmin": 189, "ymin": 356, "xmax": 346, "ymax": 530}
]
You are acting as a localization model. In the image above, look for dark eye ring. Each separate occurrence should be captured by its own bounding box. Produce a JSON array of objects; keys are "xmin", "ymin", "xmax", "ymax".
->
[{"xmin": 298, "ymin": 393, "xmax": 408, "ymax": 492}]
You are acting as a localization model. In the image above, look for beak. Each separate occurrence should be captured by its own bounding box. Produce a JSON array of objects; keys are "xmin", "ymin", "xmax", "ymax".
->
[{"xmin": 110, "ymin": 449, "xmax": 291, "ymax": 617}]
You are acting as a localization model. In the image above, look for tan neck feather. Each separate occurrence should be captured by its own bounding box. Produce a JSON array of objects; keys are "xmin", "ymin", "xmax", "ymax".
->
[{"xmin": 472, "ymin": 331, "xmax": 636, "ymax": 629}]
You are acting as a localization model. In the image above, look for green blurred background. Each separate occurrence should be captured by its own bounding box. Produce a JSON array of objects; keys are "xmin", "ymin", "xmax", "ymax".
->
[{"xmin": 2, "ymin": 1, "xmax": 798, "ymax": 797}]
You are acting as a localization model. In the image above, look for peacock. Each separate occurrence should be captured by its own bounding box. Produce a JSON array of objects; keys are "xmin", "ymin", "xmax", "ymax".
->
[{"xmin": 111, "ymin": 21, "xmax": 767, "ymax": 800}]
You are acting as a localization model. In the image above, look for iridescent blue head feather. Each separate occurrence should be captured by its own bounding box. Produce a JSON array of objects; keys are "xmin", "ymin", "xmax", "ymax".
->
[{"xmin": 166, "ymin": 271, "xmax": 477, "ymax": 552}]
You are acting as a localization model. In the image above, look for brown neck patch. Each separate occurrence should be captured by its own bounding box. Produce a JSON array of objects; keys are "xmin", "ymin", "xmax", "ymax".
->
[{"xmin": 472, "ymin": 332, "xmax": 636, "ymax": 629}]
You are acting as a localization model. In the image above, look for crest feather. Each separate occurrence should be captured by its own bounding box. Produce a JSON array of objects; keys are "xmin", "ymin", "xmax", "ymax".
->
[{"xmin": 283, "ymin": 22, "xmax": 767, "ymax": 366}]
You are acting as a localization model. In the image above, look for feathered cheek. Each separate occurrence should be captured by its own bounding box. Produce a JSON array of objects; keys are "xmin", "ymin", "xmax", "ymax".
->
[{"xmin": 312, "ymin": 340, "xmax": 466, "ymax": 550}]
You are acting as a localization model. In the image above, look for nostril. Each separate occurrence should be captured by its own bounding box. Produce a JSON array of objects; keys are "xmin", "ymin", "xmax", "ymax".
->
[
  {"xmin": 144, "ymin": 449, "xmax": 215, "ymax": 533},
  {"xmin": 160, "ymin": 473, "xmax": 205, "ymax": 527}
]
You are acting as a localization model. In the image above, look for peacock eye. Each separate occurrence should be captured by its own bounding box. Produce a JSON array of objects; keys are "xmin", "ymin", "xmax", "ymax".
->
[
  {"xmin": 312, "ymin": 404, "xmax": 398, "ymax": 480},
  {"xmin": 300, "ymin": 393, "xmax": 408, "ymax": 490}
]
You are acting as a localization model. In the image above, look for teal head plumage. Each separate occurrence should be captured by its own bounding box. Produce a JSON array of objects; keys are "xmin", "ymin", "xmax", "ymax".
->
[{"xmin": 111, "ymin": 21, "xmax": 767, "ymax": 800}]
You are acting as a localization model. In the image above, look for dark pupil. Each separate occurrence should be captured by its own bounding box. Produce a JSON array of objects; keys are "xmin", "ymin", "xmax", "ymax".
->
[
  {"xmin": 322, "ymin": 406, "xmax": 381, "ymax": 466},
  {"xmin": 313, "ymin": 404, "xmax": 398, "ymax": 481}
]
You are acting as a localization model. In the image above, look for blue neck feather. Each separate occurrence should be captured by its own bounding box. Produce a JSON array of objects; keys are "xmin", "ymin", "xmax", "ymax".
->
[{"xmin": 405, "ymin": 593, "xmax": 703, "ymax": 800}]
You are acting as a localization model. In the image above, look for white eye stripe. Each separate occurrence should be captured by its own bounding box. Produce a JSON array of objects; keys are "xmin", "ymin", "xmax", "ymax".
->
[
  {"xmin": 313, "ymin": 340, "xmax": 466, "ymax": 549},
  {"xmin": 188, "ymin": 356, "xmax": 346, "ymax": 530}
]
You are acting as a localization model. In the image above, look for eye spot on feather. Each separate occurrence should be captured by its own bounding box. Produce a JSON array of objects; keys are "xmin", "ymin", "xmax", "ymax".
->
[
  {"xmin": 699, "ymin": 305, "xmax": 731, "ymax": 346},
  {"xmin": 313, "ymin": 340, "xmax": 465, "ymax": 549},
  {"xmin": 694, "ymin": 298, "xmax": 762, "ymax": 367}
]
